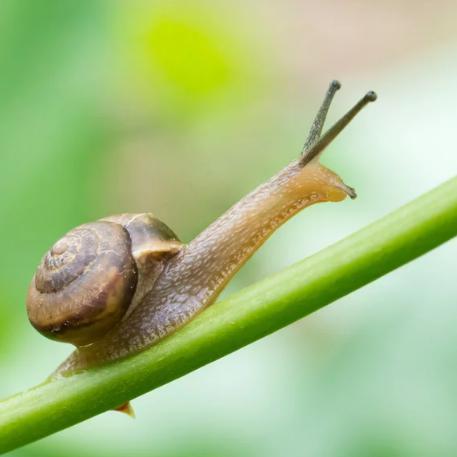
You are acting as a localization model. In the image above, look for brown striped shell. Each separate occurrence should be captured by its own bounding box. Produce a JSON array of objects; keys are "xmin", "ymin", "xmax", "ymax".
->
[{"xmin": 26, "ymin": 213, "xmax": 182, "ymax": 346}]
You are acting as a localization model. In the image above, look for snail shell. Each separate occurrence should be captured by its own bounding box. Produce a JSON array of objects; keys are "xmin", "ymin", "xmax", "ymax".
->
[{"xmin": 26, "ymin": 213, "xmax": 182, "ymax": 346}]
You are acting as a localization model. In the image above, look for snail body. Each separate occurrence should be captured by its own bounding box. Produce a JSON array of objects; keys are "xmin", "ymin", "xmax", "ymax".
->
[{"xmin": 26, "ymin": 81, "xmax": 376, "ymax": 375}]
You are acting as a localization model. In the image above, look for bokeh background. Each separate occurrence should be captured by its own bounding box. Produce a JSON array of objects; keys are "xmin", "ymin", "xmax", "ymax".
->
[{"xmin": 1, "ymin": 1, "xmax": 457, "ymax": 456}]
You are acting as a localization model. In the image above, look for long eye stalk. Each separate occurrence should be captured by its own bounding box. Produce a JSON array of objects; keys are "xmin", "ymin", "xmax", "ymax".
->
[
  {"xmin": 302, "ymin": 79, "xmax": 341, "ymax": 152},
  {"xmin": 301, "ymin": 88, "xmax": 377, "ymax": 166}
]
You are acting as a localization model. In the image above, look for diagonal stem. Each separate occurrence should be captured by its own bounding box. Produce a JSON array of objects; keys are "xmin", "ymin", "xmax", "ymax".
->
[{"xmin": 0, "ymin": 176, "xmax": 457, "ymax": 454}]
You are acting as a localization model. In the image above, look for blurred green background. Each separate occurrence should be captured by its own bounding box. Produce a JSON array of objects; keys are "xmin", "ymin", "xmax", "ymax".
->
[{"xmin": 1, "ymin": 1, "xmax": 457, "ymax": 456}]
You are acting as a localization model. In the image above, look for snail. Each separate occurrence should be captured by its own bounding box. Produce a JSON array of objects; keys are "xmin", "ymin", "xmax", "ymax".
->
[{"xmin": 26, "ymin": 81, "xmax": 376, "ymax": 377}]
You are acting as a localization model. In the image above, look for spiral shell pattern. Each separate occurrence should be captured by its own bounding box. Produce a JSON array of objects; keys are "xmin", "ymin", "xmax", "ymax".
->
[{"xmin": 27, "ymin": 221, "xmax": 138, "ymax": 345}]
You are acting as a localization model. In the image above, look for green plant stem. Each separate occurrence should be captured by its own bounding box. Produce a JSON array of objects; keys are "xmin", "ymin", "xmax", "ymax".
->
[{"xmin": 1, "ymin": 176, "xmax": 457, "ymax": 453}]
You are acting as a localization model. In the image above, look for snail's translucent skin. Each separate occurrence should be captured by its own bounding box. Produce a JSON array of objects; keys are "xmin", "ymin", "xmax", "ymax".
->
[
  {"xmin": 25, "ymin": 81, "xmax": 376, "ymax": 376},
  {"xmin": 61, "ymin": 162, "xmax": 348, "ymax": 373}
]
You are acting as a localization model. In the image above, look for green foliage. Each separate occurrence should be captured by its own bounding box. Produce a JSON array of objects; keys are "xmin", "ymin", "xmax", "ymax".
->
[{"xmin": 1, "ymin": 1, "xmax": 457, "ymax": 456}]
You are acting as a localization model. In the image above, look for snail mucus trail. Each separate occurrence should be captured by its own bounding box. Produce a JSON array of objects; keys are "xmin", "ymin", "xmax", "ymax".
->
[{"xmin": 26, "ymin": 81, "xmax": 376, "ymax": 377}]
